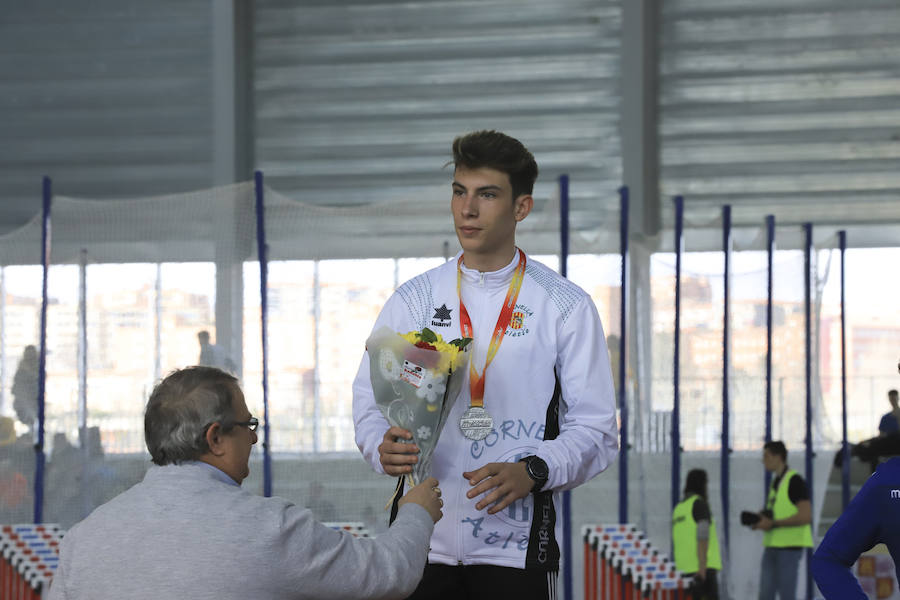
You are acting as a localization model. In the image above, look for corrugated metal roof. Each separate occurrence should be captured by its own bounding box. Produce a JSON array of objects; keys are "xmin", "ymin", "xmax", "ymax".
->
[
  {"xmin": 253, "ymin": 0, "xmax": 624, "ymax": 255},
  {"xmin": 0, "ymin": 1, "xmax": 214, "ymax": 225},
  {"xmin": 658, "ymin": 0, "xmax": 900, "ymax": 232},
  {"xmin": 1, "ymin": 1, "xmax": 896, "ymax": 254}
]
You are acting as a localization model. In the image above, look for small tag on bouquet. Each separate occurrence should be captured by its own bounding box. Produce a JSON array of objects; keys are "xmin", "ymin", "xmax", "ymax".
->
[{"xmin": 400, "ymin": 360, "xmax": 424, "ymax": 388}]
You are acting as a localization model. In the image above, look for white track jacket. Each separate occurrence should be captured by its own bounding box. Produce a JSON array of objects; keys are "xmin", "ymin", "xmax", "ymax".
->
[{"xmin": 353, "ymin": 250, "xmax": 618, "ymax": 570}]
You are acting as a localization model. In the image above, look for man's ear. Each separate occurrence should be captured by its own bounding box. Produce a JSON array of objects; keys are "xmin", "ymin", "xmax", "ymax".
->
[
  {"xmin": 514, "ymin": 194, "xmax": 533, "ymax": 222},
  {"xmin": 205, "ymin": 422, "xmax": 227, "ymax": 457}
]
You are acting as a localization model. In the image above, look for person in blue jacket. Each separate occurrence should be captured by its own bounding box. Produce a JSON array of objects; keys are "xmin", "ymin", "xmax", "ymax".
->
[
  {"xmin": 813, "ymin": 358, "xmax": 900, "ymax": 598},
  {"xmin": 812, "ymin": 457, "xmax": 900, "ymax": 598}
]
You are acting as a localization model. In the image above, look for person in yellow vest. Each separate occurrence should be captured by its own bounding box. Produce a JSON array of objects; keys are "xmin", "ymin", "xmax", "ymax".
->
[
  {"xmin": 752, "ymin": 441, "xmax": 813, "ymax": 600},
  {"xmin": 672, "ymin": 469, "xmax": 721, "ymax": 599}
]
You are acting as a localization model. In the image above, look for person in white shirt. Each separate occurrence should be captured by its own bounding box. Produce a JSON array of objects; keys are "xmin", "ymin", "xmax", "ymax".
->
[{"xmin": 353, "ymin": 130, "xmax": 619, "ymax": 599}]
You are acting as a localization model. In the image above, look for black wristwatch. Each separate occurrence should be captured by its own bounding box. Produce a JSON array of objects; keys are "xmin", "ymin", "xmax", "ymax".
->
[{"xmin": 519, "ymin": 455, "xmax": 549, "ymax": 492}]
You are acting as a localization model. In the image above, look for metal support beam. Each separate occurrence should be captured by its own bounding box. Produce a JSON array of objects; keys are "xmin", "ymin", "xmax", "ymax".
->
[
  {"xmin": 35, "ymin": 176, "xmax": 51, "ymax": 524},
  {"xmin": 620, "ymin": 0, "xmax": 660, "ymax": 240},
  {"xmin": 672, "ymin": 195, "xmax": 684, "ymax": 513},
  {"xmin": 559, "ymin": 174, "xmax": 573, "ymax": 600},
  {"xmin": 254, "ymin": 171, "xmax": 272, "ymax": 498},
  {"xmin": 234, "ymin": 1, "xmax": 255, "ymax": 181},
  {"xmin": 212, "ymin": 1, "xmax": 237, "ymax": 187},
  {"xmin": 78, "ymin": 249, "xmax": 88, "ymax": 447},
  {"xmin": 764, "ymin": 215, "xmax": 775, "ymax": 499},
  {"xmin": 621, "ymin": 0, "xmax": 661, "ymax": 534},
  {"xmin": 721, "ymin": 205, "xmax": 732, "ymax": 551},
  {"xmin": 803, "ymin": 222, "xmax": 814, "ymax": 600},
  {"xmin": 214, "ymin": 208, "xmax": 245, "ymax": 377},
  {"xmin": 313, "ymin": 260, "xmax": 321, "ymax": 453},
  {"xmin": 618, "ymin": 186, "xmax": 629, "ymax": 524},
  {"xmin": 154, "ymin": 263, "xmax": 162, "ymax": 384},
  {"xmin": 839, "ymin": 231, "xmax": 849, "ymax": 510},
  {"xmin": 212, "ymin": 0, "xmax": 252, "ymax": 375}
]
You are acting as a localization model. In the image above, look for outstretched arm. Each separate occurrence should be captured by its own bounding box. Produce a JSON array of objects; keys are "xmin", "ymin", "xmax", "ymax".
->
[{"xmin": 812, "ymin": 469, "xmax": 882, "ymax": 599}]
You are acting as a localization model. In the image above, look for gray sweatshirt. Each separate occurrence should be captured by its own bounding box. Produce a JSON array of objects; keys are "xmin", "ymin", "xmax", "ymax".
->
[{"xmin": 47, "ymin": 463, "xmax": 432, "ymax": 599}]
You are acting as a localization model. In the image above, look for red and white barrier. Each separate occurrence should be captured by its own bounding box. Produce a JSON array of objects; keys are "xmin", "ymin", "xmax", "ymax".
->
[
  {"xmin": 583, "ymin": 523, "xmax": 694, "ymax": 600},
  {"xmin": 0, "ymin": 524, "xmax": 63, "ymax": 600}
]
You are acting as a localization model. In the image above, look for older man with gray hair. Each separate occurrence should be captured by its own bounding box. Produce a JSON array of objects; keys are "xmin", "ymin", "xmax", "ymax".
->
[{"xmin": 48, "ymin": 366, "xmax": 443, "ymax": 600}]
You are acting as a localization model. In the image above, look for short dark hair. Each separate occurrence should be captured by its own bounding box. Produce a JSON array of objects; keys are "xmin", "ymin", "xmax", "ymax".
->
[
  {"xmin": 451, "ymin": 130, "xmax": 538, "ymax": 200},
  {"xmin": 889, "ymin": 389, "xmax": 898, "ymax": 397},
  {"xmin": 763, "ymin": 440, "xmax": 787, "ymax": 461},
  {"xmin": 684, "ymin": 469, "xmax": 708, "ymax": 499},
  {"xmin": 144, "ymin": 366, "xmax": 239, "ymax": 466}
]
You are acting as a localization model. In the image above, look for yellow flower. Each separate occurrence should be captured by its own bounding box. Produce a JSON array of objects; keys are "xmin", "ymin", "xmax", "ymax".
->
[{"xmin": 400, "ymin": 330, "xmax": 466, "ymax": 372}]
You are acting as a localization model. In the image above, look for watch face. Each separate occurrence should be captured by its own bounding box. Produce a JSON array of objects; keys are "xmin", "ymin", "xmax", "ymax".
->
[{"xmin": 528, "ymin": 456, "xmax": 548, "ymax": 480}]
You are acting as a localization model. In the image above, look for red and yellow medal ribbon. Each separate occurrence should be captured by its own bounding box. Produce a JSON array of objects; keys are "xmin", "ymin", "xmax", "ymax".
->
[{"xmin": 457, "ymin": 249, "xmax": 527, "ymax": 408}]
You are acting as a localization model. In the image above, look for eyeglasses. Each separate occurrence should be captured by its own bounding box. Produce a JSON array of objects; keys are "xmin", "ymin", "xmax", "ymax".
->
[{"xmin": 232, "ymin": 417, "xmax": 259, "ymax": 432}]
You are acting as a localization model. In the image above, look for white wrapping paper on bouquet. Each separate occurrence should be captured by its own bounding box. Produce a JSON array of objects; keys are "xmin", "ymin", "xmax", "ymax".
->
[{"xmin": 366, "ymin": 326, "xmax": 470, "ymax": 486}]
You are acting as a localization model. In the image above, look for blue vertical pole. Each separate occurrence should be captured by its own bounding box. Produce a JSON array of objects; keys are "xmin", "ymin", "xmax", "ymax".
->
[
  {"xmin": 721, "ymin": 205, "xmax": 732, "ymax": 550},
  {"xmin": 803, "ymin": 222, "xmax": 814, "ymax": 600},
  {"xmin": 765, "ymin": 215, "xmax": 775, "ymax": 498},
  {"xmin": 559, "ymin": 174, "xmax": 569, "ymax": 277},
  {"xmin": 672, "ymin": 196, "xmax": 684, "ymax": 511},
  {"xmin": 35, "ymin": 176, "xmax": 52, "ymax": 524},
  {"xmin": 558, "ymin": 174, "xmax": 572, "ymax": 600},
  {"xmin": 839, "ymin": 231, "xmax": 849, "ymax": 510},
  {"xmin": 254, "ymin": 171, "xmax": 272, "ymax": 498},
  {"xmin": 618, "ymin": 186, "xmax": 629, "ymax": 524}
]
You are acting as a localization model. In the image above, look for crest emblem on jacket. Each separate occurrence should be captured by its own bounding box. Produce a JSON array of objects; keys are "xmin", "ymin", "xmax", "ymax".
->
[{"xmin": 506, "ymin": 304, "xmax": 533, "ymax": 337}]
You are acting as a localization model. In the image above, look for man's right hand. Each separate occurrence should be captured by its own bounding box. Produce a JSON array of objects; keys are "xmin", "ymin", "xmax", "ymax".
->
[
  {"xmin": 398, "ymin": 477, "xmax": 443, "ymax": 523},
  {"xmin": 378, "ymin": 426, "xmax": 419, "ymax": 476}
]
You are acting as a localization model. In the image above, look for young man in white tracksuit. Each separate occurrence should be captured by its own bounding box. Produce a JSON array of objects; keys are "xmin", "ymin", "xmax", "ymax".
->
[{"xmin": 353, "ymin": 130, "xmax": 619, "ymax": 599}]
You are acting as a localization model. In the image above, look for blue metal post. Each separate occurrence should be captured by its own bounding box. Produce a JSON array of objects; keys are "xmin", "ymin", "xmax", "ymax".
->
[
  {"xmin": 803, "ymin": 222, "xmax": 814, "ymax": 600},
  {"xmin": 559, "ymin": 174, "xmax": 569, "ymax": 278},
  {"xmin": 35, "ymin": 176, "xmax": 52, "ymax": 523},
  {"xmin": 721, "ymin": 205, "xmax": 732, "ymax": 550},
  {"xmin": 558, "ymin": 174, "xmax": 573, "ymax": 600},
  {"xmin": 254, "ymin": 171, "xmax": 272, "ymax": 498},
  {"xmin": 672, "ymin": 196, "xmax": 684, "ymax": 511},
  {"xmin": 839, "ymin": 231, "xmax": 849, "ymax": 509},
  {"xmin": 764, "ymin": 215, "xmax": 775, "ymax": 497},
  {"xmin": 618, "ymin": 186, "xmax": 629, "ymax": 524}
]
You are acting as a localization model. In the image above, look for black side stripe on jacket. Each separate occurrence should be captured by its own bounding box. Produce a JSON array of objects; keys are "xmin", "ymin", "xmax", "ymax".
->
[{"xmin": 525, "ymin": 369, "xmax": 561, "ymax": 570}]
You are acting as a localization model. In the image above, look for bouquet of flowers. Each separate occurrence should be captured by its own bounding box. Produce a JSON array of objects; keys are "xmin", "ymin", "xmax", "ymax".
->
[{"xmin": 366, "ymin": 326, "xmax": 471, "ymax": 487}]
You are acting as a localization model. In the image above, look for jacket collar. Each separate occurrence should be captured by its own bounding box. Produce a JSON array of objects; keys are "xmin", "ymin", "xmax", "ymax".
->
[{"xmin": 457, "ymin": 249, "xmax": 522, "ymax": 291}]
